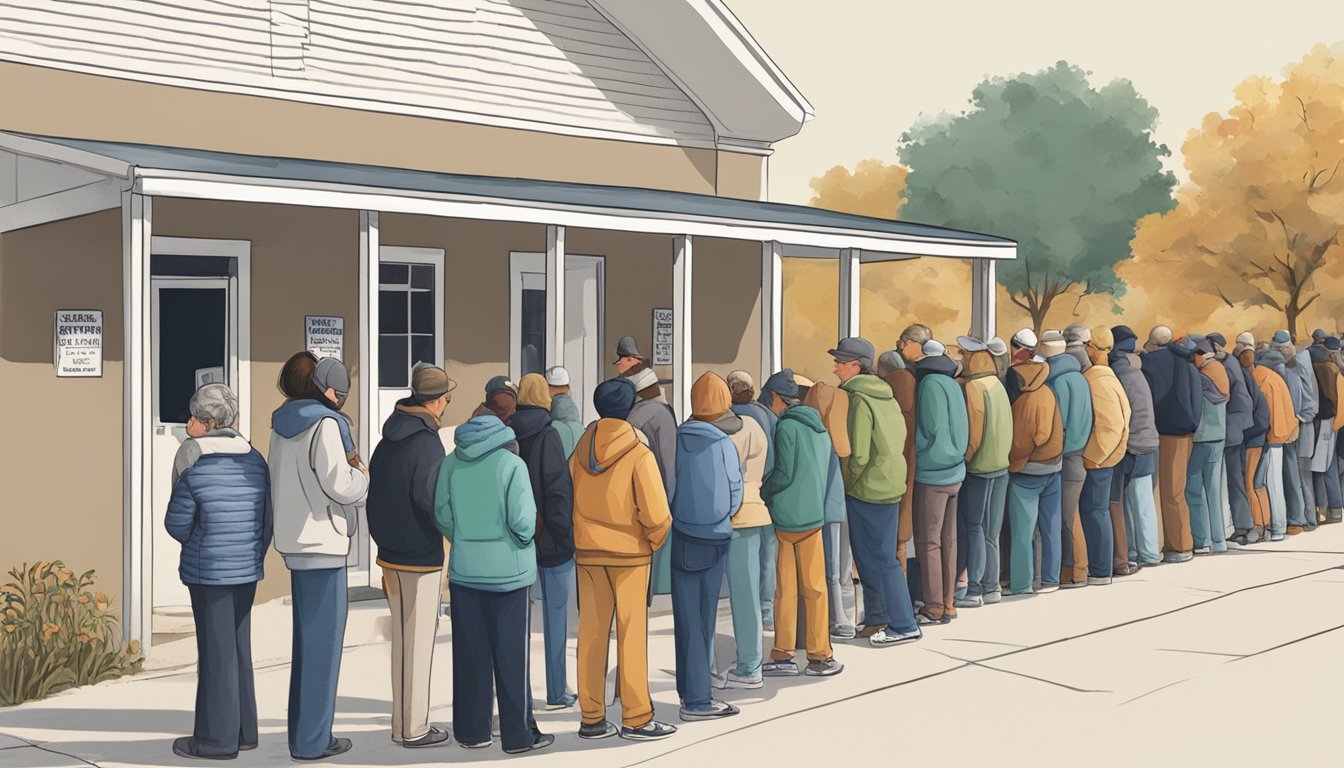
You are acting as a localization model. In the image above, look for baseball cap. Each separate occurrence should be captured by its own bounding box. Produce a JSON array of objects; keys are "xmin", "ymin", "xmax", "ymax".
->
[{"xmin": 828, "ymin": 337, "xmax": 875, "ymax": 366}]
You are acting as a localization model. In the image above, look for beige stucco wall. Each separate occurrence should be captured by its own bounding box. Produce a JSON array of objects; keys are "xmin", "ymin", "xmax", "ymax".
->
[
  {"xmin": 716, "ymin": 151, "xmax": 767, "ymax": 201},
  {"xmin": 692, "ymin": 238, "xmax": 764, "ymax": 384},
  {"xmin": 0, "ymin": 210, "xmax": 125, "ymax": 609}
]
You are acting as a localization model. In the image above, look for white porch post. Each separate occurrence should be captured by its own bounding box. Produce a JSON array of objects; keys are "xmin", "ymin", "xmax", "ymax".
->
[
  {"xmin": 838, "ymin": 247, "xmax": 861, "ymax": 340},
  {"xmin": 121, "ymin": 192, "xmax": 152, "ymax": 650},
  {"xmin": 760, "ymin": 240, "xmax": 782, "ymax": 379},
  {"xmin": 545, "ymin": 225, "xmax": 566, "ymax": 368},
  {"xmin": 673, "ymin": 235, "xmax": 693, "ymax": 421},
  {"xmin": 971, "ymin": 257, "xmax": 997, "ymax": 341},
  {"xmin": 358, "ymin": 211, "xmax": 380, "ymax": 459}
]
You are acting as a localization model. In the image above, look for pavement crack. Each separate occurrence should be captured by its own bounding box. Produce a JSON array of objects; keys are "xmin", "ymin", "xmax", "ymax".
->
[
  {"xmin": 1119, "ymin": 677, "xmax": 1193, "ymax": 706},
  {"xmin": 1156, "ymin": 648, "xmax": 1246, "ymax": 658},
  {"xmin": 940, "ymin": 637, "xmax": 1029, "ymax": 648},
  {"xmin": 923, "ymin": 648, "xmax": 1108, "ymax": 693},
  {"xmin": 1229, "ymin": 623, "xmax": 1344, "ymax": 663},
  {"xmin": 0, "ymin": 735, "xmax": 100, "ymax": 767}
]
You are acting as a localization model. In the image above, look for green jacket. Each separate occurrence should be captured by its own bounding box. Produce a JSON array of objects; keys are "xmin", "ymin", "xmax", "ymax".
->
[
  {"xmin": 914, "ymin": 363, "xmax": 970, "ymax": 485},
  {"xmin": 434, "ymin": 416, "xmax": 537, "ymax": 592},
  {"xmin": 839, "ymin": 375, "xmax": 908, "ymax": 503},
  {"xmin": 549, "ymin": 394, "xmax": 585, "ymax": 458},
  {"xmin": 762, "ymin": 405, "xmax": 837, "ymax": 532}
]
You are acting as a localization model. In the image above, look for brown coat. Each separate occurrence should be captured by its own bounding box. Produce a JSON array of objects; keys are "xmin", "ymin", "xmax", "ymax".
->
[
  {"xmin": 1313, "ymin": 361, "xmax": 1344, "ymax": 433},
  {"xmin": 1008, "ymin": 360, "xmax": 1065, "ymax": 473},
  {"xmin": 802, "ymin": 381, "xmax": 851, "ymax": 459},
  {"xmin": 1253, "ymin": 366, "xmax": 1298, "ymax": 446},
  {"xmin": 882, "ymin": 368, "xmax": 918, "ymax": 508}
]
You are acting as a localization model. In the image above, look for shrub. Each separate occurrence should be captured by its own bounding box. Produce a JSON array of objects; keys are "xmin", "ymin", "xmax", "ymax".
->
[{"xmin": 0, "ymin": 561, "xmax": 143, "ymax": 706}]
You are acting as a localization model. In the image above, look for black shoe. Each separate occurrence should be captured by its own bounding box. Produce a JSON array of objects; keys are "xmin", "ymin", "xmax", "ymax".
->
[
  {"xmin": 578, "ymin": 721, "xmax": 619, "ymax": 740},
  {"xmin": 620, "ymin": 720, "xmax": 678, "ymax": 741},
  {"xmin": 172, "ymin": 737, "xmax": 237, "ymax": 761},
  {"xmin": 403, "ymin": 726, "xmax": 452, "ymax": 749},
  {"xmin": 291, "ymin": 738, "xmax": 351, "ymax": 762},
  {"xmin": 503, "ymin": 733, "xmax": 554, "ymax": 755},
  {"xmin": 239, "ymin": 743, "xmax": 257, "ymax": 752}
]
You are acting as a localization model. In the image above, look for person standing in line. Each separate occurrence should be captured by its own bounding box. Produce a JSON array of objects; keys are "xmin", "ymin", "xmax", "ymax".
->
[
  {"xmin": 472, "ymin": 376, "xmax": 517, "ymax": 421},
  {"xmin": 511, "ymin": 373, "xmax": 578, "ymax": 711},
  {"xmin": 269, "ymin": 353, "xmax": 368, "ymax": 761},
  {"xmin": 612, "ymin": 336, "xmax": 647, "ymax": 377},
  {"xmin": 571, "ymin": 379, "xmax": 678, "ymax": 742},
  {"xmin": 896, "ymin": 326, "xmax": 931, "ymax": 585},
  {"xmin": 730, "ymin": 370, "xmax": 779, "ymax": 632},
  {"xmin": 167, "ymin": 384, "xmax": 270, "ymax": 761},
  {"xmin": 545, "ymin": 366, "xmax": 585, "ymax": 458},
  {"xmin": 1001, "ymin": 328, "xmax": 1040, "ymax": 588},
  {"xmin": 366, "ymin": 365, "xmax": 454, "ymax": 749},
  {"xmin": 1004, "ymin": 350, "xmax": 1065, "ymax": 595},
  {"xmin": 1270, "ymin": 333, "xmax": 1319, "ymax": 534},
  {"xmin": 1253, "ymin": 348, "xmax": 1298, "ymax": 541},
  {"xmin": 1107, "ymin": 327, "xmax": 1162, "ymax": 573},
  {"xmin": 833, "ymin": 338, "xmax": 922, "ymax": 646},
  {"xmin": 911, "ymin": 340, "xmax": 969, "ymax": 624},
  {"xmin": 1010, "ymin": 329, "xmax": 1038, "ymax": 368},
  {"xmin": 987, "ymin": 336, "xmax": 1011, "ymax": 379},
  {"xmin": 1310, "ymin": 341, "xmax": 1344, "ymax": 525},
  {"xmin": 1040, "ymin": 330, "xmax": 1094, "ymax": 587},
  {"xmin": 1234, "ymin": 338, "xmax": 1274, "ymax": 543},
  {"xmin": 670, "ymin": 373, "xmax": 744, "ymax": 722},
  {"xmin": 1140, "ymin": 327, "xmax": 1203, "ymax": 563},
  {"xmin": 1186, "ymin": 337, "xmax": 1230, "ymax": 554},
  {"xmin": 623, "ymin": 363, "xmax": 678, "ymax": 596},
  {"xmin": 435, "ymin": 414, "xmax": 553, "ymax": 754},
  {"xmin": 1208, "ymin": 334, "xmax": 1255, "ymax": 545},
  {"xmin": 803, "ymin": 375, "xmax": 856, "ymax": 638},
  {"xmin": 759, "ymin": 370, "xmax": 845, "ymax": 678},
  {"xmin": 953, "ymin": 337, "xmax": 1011, "ymax": 608},
  {"xmin": 1078, "ymin": 328, "xmax": 1131, "ymax": 585}
]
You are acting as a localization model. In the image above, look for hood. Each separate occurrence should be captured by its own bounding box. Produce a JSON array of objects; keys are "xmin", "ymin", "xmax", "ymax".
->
[
  {"xmin": 580, "ymin": 418, "xmax": 641, "ymax": 475},
  {"xmin": 1255, "ymin": 349, "xmax": 1287, "ymax": 368},
  {"xmin": 780, "ymin": 404, "xmax": 827, "ymax": 434},
  {"xmin": 1046, "ymin": 353, "xmax": 1083, "ymax": 382},
  {"xmin": 841, "ymin": 374, "xmax": 895, "ymax": 401},
  {"xmin": 550, "ymin": 392, "xmax": 582, "ymax": 423},
  {"xmin": 964, "ymin": 349, "xmax": 998, "ymax": 378},
  {"xmin": 508, "ymin": 405, "xmax": 552, "ymax": 440},
  {"xmin": 711, "ymin": 411, "xmax": 743, "ymax": 435},
  {"xmin": 452, "ymin": 416, "xmax": 517, "ymax": 462},
  {"xmin": 677, "ymin": 419, "xmax": 729, "ymax": 454},
  {"xmin": 916, "ymin": 355, "xmax": 959, "ymax": 380},
  {"xmin": 272, "ymin": 399, "xmax": 343, "ymax": 439},
  {"xmin": 1309, "ymin": 346, "xmax": 1330, "ymax": 364},
  {"xmin": 193, "ymin": 428, "xmax": 252, "ymax": 456},
  {"xmin": 381, "ymin": 400, "xmax": 440, "ymax": 442},
  {"xmin": 1013, "ymin": 360, "xmax": 1050, "ymax": 391},
  {"xmin": 1167, "ymin": 342, "xmax": 1196, "ymax": 361},
  {"xmin": 690, "ymin": 372, "xmax": 733, "ymax": 420}
]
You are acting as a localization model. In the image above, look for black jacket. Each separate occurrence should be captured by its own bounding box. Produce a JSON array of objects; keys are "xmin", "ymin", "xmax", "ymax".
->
[
  {"xmin": 1141, "ymin": 344, "xmax": 1203, "ymax": 436},
  {"xmin": 510, "ymin": 406, "xmax": 576, "ymax": 567},
  {"xmin": 367, "ymin": 401, "xmax": 446, "ymax": 569}
]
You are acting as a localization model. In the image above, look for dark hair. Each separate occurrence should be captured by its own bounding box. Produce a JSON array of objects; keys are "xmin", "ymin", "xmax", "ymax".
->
[{"xmin": 279, "ymin": 351, "xmax": 326, "ymax": 402}]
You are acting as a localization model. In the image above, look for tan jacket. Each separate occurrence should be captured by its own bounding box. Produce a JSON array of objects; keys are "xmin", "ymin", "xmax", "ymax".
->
[
  {"xmin": 569, "ymin": 419, "xmax": 672, "ymax": 565},
  {"xmin": 1008, "ymin": 360, "xmax": 1065, "ymax": 474},
  {"xmin": 803, "ymin": 381, "xmax": 851, "ymax": 459},
  {"xmin": 1082, "ymin": 363, "xmax": 1132, "ymax": 470},
  {"xmin": 726, "ymin": 416, "xmax": 772, "ymax": 528},
  {"xmin": 1253, "ymin": 366, "xmax": 1299, "ymax": 446}
]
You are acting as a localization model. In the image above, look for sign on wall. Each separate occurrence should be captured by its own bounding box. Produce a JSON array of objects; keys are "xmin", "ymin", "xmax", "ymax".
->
[
  {"xmin": 54, "ymin": 310, "xmax": 103, "ymax": 378},
  {"xmin": 652, "ymin": 307, "xmax": 673, "ymax": 366},
  {"xmin": 306, "ymin": 315, "xmax": 344, "ymax": 360}
]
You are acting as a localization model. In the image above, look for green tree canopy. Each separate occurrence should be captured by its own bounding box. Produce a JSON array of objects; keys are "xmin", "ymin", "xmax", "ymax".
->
[{"xmin": 899, "ymin": 61, "xmax": 1176, "ymax": 333}]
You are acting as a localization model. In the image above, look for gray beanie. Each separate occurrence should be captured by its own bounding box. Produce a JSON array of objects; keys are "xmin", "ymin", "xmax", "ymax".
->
[{"xmin": 312, "ymin": 357, "xmax": 351, "ymax": 394}]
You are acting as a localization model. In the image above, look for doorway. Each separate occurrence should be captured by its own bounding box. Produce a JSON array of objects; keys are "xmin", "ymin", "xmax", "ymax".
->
[
  {"xmin": 509, "ymin": 252, "xmax": 605, "ymax": 425},
  {"xmin": 375, "ymin": 247, "xmax": 445, "ymax": 439}
]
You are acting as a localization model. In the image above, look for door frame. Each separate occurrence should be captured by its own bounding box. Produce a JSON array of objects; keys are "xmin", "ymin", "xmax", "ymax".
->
[{"xmin": 507, "ymin": 251, "xmax": 605, "ymax": 386}]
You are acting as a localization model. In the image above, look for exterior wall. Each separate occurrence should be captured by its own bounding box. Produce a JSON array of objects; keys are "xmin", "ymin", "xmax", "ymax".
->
[
  {"xmin": 0, "ymin": 210, "xmax": 124, "ymax": 612},
  {"xmin": 716, "ymin": 151, "xmax": 767, "ymax": 201},
  {"xmin": 692, "ymin": 238, "xmax": 764, "ymax": 383},
  {"xmin": 154, "ymin": 199, "xmax": 361, "ymax": 604}
]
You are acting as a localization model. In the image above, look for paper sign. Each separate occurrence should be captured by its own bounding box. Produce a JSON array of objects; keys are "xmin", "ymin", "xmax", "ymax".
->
[
  {"xmin": 652, "ymin": 308, "xmax": 673, "ymax": 366},
  {"xmin": 55, "ymin": 310, "xmax": 103, "ymax": 377},
  {"xmin": 306, "ymin": 315, "xmax": 344, "ymax": 360}
]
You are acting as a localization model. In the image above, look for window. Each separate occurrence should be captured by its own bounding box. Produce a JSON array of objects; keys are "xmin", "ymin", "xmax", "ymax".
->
[
  {"xmin": 520, "ymin": 286, "xmax": 547, "ymax": 377},
  {"xmin": 379, "ymin": 263, "xmax": 437, "ymax": 388}
]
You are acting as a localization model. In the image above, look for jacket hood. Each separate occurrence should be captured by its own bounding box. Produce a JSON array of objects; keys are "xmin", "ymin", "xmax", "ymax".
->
[
  {"xmin": 711, "ymin": 411, "xmax": 744, "ymax": 435},
  {"xmin": 916, "ymin": 355, "xmax": 959, "ymax": 380},
  {"xmin": 965, "ymin": 349, "xmax": 998, "ymax": 378},
  {"xmin": 508, "ymin": 405, "xmax": 552, "ymax": 440},
  {"xmin": 452, "ymin": 415, "xmax": 517, "ymax": 462},
  {"xmin": 272, "ymin": 399, "xmax": 342, "ymax": 439},
  {"xmin": 841, "ymin": 374, "xmax": 895, "ymax": 401},
  {"xmin": 1013, "ymin": 360, "xmax": 1050, "ymax": 391},
  {"xmin": 677, "ymin": 419, "xmax": 730, "ymax": 453},
  {"xmin": 780, "ymin": 404, "xmax": 827, "ymax": 433},
  {"xmin": 1046, "ymin": 353, "xmax": 1083, "ymax": 381},
  {"xmin": 550, "ymin": 392, "xmax": 582, "ymax": 423},
  {"xmin": 193, "ymin": 429, "xmax": 252, "ymax": 456},
  {"xmin": 1256, "ymin": 349, "xmax": 1287, "ymax": 368},
  {"xmin": 580, "ymin": 418, "xmax": 641, "ymax": 474},
  {"xmin": 690, "ymin": 372, "xmax": 733, "ymax": 420},
  {"xmin": 1167, "ymin": 342, "xmax": 1196, "ymax": 361},
  {"xmin": 381, "ymin": 401, "xmax": 440, "ymax": 442}
]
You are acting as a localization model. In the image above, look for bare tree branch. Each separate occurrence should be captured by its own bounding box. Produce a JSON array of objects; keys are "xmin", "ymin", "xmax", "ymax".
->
[
  {"xmin": 1309, "ymin": 158, "xmax": 1343, "ymax": 192},
  {"xmin": 1300, "ymin": 293, "xmax": 1321, "ymax": 312}
]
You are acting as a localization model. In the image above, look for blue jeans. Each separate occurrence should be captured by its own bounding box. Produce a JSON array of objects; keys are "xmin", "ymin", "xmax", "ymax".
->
[
  {"xmin": 1187, "ymin": 440, "xmax": 1227, "ymax": 550},
  {"xmin": 1113, "ymin": 452, "xmax": 1160, "ymax": 565},
  {"xmin": 1079, "ymin": 467, "xmax": 1116, "ymax": 578},
  {"xmin": 1225, "ymin": 444, "xmax": 1252, "ymax": 532},
  {"xmin": 1007, "ymin": 472, "xmax": 1061, "ymax": 594},
  {"xmin": 1283, "ymin": 429, "xmax": 1309, "ymax": 527},
  {"xmin": 538, "ymin": 560, "xmax": 575, "ymax": 704},
  {"xmin": 188, "ymin": 582, "xmax": 258, "ymax": 756},
  {"xmin": 670, "ymin": 531, "xmax": 729, "ymax": 708},
  {"xmin": 1313, "ymin": 422, "xmax": 1342, "ymax": 509},
  {"xmin": 759, "ymin": 530, "xmax": 777, "ymax": 626},
  {"xmin": 957, "ymin": 472, "xmax": 1008, "ymax": 598},
  {"xmin": 845, "ymin": 497, "xmax": 918, "ymax": 634},
  {"xmin": 288, "ymin": 568, "xmax": 347, "ymax": 759},
  {"xmin": 726, "ymin": 526, "xmax": 767, "ymax": 677},
  {"xmin": 822, "ymin": 521, "xmax": 855, "ymax": 630}
]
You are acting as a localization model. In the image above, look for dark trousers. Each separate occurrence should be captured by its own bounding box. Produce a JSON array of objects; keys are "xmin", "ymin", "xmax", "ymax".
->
[
  {"xmin": 1079, "ymin": 467, "xmax": 1116, "ymax": 578},
  {"xmin": 846, "ymin": 497, "xmax": 919, "ymax": 634},
  {"xmin": 1225, "ymin": 444, "xmax": 1252, "ymax": 532},
  {"xmin": 449, "ymin": 582, "xmax": 538, "ymax": 751},
  {"xmin": 187, "ymin": 582, "xmax": 258, "ymax": 756},
  {"xmin": 288, "ymin": 568, "xmax": 347, "ymax": 759},
  {"xmin": 670, "ymin": 530, "xmax": 730, "ymax": 708}
]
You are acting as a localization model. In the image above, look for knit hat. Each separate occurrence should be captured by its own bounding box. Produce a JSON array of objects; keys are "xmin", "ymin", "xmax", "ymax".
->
[
  {"xmin": 1272, "ymin": 330, "xmax": 1292, "ymax": 344},
  {"xmin": 1207, "ymin": 332, "xmax": 1227, "ymax": 350},
  {"xmin": 1235, "ymin": 331, "xmax": 1255, "ymax": 348},
  {"xmin": 593, "ymin": 378, "xmax": 636, "ymax": 420},
  {"xmin": 1089, "ymin": 326, "xmax": 1114, "ymax": 352},
  {"xmin": 411, "ymin": 363, "xmax": 455, "ymax": 400},
  {"xmin": 1313, "ymin": 328, "xmax": 1327, "ymax": 341},
  {"xmin": 1038, "ymin": 329, "xmax": 1067, "ymax": 358},
  {"xmin": 1326, "ymin": 337, "xmax": 1342, "ymax": 351},
  {"xmin": 312, "ymin": 356, "xmax": 351, "ymax": 395},
  {"xmin": 1148, "ymin": 326, "xmax": 1173, "ymax": 347},
  {"xmin": 690, "ymin": 372, "xmax": 732, "ymax": 420},
  {"xmin": 922, "ymin": 339, "xmax": 947, "ymax": 357},
  {"xmin": 516, "ymin": 373, "xmax": 552, "ymax": 410},
  {"xmin": 726, "ymin": 370, "xmax": 755, "ymax": 395},
  {"xmin": 1065, "ymin": 323, "xmax": 1091, "ymax": 344},
  {"xmin": 1190, "ymin": 334, "xmax": 1214, "ymax": 356},
  {"xmin": 1011, "ymin": 328, "xmax": 1038, "ymax": 350},
  {"xmin": 544, "ymin": 366, "xmax": 570, "ymax": 387},
  {"xmin": 986, "ymin": 337, "xmax": 1008, "ymax": 356},
  {"xmin": 627, "ymin": 367, "xmax": 659, "ymax": 392},
  {"xmin": 485, "ymin": 375, "xmax": 516, "ymax": 397},
  {"xmin": 761, "ymin": 369, "xmax": 799, "ymax": 401}
]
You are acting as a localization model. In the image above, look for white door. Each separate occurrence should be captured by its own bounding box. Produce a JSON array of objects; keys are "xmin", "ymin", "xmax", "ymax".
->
[
  {"xmin": 374, "ymin": 248, "xmax": 445, "ymax": 437},
  {"xmin": 510, "ymin": 253, "xmax": 604, "ymax": 424},
  {"xmin": 150, "ymin": 276, "xmax": 236, "ymax": 610}
]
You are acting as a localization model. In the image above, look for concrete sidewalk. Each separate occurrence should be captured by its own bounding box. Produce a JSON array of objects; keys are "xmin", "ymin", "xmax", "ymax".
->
[{"xmin": 3, "ymin": 528, "xmax": 1344, "ymax": 767}]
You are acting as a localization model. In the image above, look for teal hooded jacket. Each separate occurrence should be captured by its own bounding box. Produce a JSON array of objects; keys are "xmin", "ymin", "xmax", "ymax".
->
[
  {"xmin": 434, "ymin": 415, "xmax": 537, "ymax": 592},
  {"xmin": 762, "ymin": 405, "xmax": 842, "ymax": 532},
  {"xmin": 914, "ymin": 356, "xmax": 970, "ymax": 485},
  {"xmin": 1046, "ymin": 354, "xmax": 1095, "ymax": 456}
]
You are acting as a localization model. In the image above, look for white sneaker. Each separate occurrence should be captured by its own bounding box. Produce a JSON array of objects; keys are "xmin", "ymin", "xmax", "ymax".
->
[
  {"xmin": 869, "ymin": 627, "xmax": 922, "ymax": 647},
  {"xmin": 712, "ymin": 670, "xmax": 763, "ymax": 690}
]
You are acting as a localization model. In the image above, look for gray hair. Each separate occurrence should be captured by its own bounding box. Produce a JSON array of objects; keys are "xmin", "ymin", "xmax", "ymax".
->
[
  {"xmin": 876, "ymin": 350, "xmax": 907, "ymax": 377},
  {"xmin": 899, "ymin": 324, "xmax": 932, "ymax": 345},
  {"xmin": 1272, "ymin": 340, "xmax": 1298, "ymax": 366},
  {"xmin": 189, "ymin": 383, "xmax": 238, "ymax": 428}
]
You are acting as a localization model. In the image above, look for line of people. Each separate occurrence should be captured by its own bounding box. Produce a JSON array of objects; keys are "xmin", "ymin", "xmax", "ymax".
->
[{"xmin": 162, "ymin": 321, "xmax": 1344, "ymax": 760}]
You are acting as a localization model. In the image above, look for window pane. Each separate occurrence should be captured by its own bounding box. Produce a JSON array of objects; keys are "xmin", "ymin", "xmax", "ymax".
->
[
  {"xmin": 411, "ymin": 264, "xmax": 434, "ymax": 289},
  {"xmin": 380, "ymin": 264, "xmax": 408, "ymax": 285},
  {"xmin": 380, "ymin": 289, "xmax": 408, "ymax": 333},
  {"xmin": 411, "ymin": 290, "xmax": 435, "ymax": 334},
  {"xmin": 158, "ymin": 288, "xmax": 227, "ymax": 423},
  {"xmin": 521, "ymin": 288, "xmax": 546, "ymax": 377},
  {"xmin": 379, "ymin": 335, "xmax": 408, "ymax": 388},
  {"xmin": 410, "ymin": 334, "xmax": 436, "ymax": 369}
]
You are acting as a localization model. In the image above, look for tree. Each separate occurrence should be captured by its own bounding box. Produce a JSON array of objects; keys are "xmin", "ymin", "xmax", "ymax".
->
[
  {"xmin": 809, "ymin": 159, "xmax": 908, "ymax": 218},
  {"xmin": 1127, "ymin": 44, "xmax": 1344, "ymax": 341},
  {"xmin": 899, "ymin": 61, "xmax": 1176, "ymax": 334}
]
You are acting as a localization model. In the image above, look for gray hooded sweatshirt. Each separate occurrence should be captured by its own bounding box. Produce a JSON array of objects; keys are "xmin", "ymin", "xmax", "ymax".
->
[
  {"xmin": 1110, "ymin": 351, "xmax": 1160, "ymax": 456},
  {"xmin": 628, "ymin": 395, "xmax": 678, "ymax": 499}
]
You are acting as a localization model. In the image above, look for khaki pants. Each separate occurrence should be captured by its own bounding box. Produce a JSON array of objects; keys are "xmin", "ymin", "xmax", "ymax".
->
[
  {"xmin": 577, "ymin": 562, "xmax": 653, "ymax": 729},
  {"xmin": 913, "ymin": 481, "xmax": 962, "ymax": 620},
  {"xmin": 1158, "ymin": 435, "xmax": 1195, "ymax": 554},
  {"xmin": 897, "ymin": 488, "xmax": 914, "ymax": 574},
  {"xmin": 1246, "ymin": 446, "xmax": 1271, "ymax": 529},
  {"xmin": 771, "ymin": 528, "xmax": 832, "ymax": 662},
  {"xmin": 382, "ymin": 567, "xmax": 442, "ymax": 742}
]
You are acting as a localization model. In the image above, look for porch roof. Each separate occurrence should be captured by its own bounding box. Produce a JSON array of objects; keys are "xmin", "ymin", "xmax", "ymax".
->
[{"xmin": 7, "ymin": 132, "xmax": 1016, "ymax": 260}]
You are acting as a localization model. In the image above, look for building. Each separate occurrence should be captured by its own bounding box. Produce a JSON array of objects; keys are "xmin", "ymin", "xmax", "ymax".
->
[{"xmin": 0, "ymin": 0, "xmax": 1014, "ymax": 654}]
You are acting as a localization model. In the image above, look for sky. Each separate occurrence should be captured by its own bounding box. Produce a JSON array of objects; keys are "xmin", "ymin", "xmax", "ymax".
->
[{"xmin": 724, "ymin": 0, "xmax": 1344, "ymax": 205}]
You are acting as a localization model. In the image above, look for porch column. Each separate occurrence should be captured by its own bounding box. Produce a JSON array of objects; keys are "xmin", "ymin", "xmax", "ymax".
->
[
  {"xmin": 358, "ymin": 211, "xmax": 380, "ymax": 459},
  {"xmin": 971, "ymin": 257, "xmax": 997, "ymax": 341},
  {"xmin": 673, "ymin": 235, "xmax": 693, "ymax": 421},
  {"xmin": 760, "ymin": 241, "xmax": 782, "ymax": 380},
  {"xmin": 545, "ymin": 225, "xmax": 566, "ymax": 368},
  {"xmin": 121, "ymin": 192, "xmax": 152, "ymax": 650},
  {"xmin": 838, "ymin": 247, "xmax": 861, "ymax": 340}
]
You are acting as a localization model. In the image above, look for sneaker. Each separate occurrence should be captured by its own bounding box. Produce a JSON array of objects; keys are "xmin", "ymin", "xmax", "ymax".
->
[
  {"xmin": 954, "ymin": 595, "xmax": 983, "ymax": 608},
  {"xmin": 620, "ymin": 720, "xmax": 678, "ymax": 741},
  {"xmin": 403, "ymin": 727, "xmax": 452, "ymax": 749},
  {"xmin": 1247, "ymin": 527, "xmax": 1265, "ymax": 544},
  {"xmin": 679, "ymin": 700, "xmax": 740, "ymax": 721},
  {"xmin": 1087, "ymin": 576, "xmax": 1112, "ymax": 586},
  {"xmin": 830, "ymin": 624, "xmax": 857, "ymax": 639},
  {"xmin": 762, "ymin": 614, "xmax": 775, "ymax": 633},
  {"xmin": 762, "ymin": 659, "xmax": 800, "ymax": 677},
  {"xmin": 1270, "ymin": 533, "xmax": 1286, "ymax": 542},
  {"xmin": 1163, "ymin": 551, "xmax": 1194, "ymax": 564},
  {"xmin": 854, "ymin": 624, "xmax": 886, "ymax": 639},
  {"xmin": 503, "ymin": 733, "xmax": 554, "ymax": 755},
  {"xmin": 459, "ymin": 739, "xmax": 493, "ymax": 750},
  {"xmin": 1193, "ymin": 546, "xmax": 1212, "ymax": 555},
  {"xmin": 578, "ymin": 721, "xmax": 619, "ymax": 740},
  {"xmin": 1286, "ymin": 526, "xmax": 1303, "ymax": 536},
  {"xmin": 870, "ymin": 627, "xmax": 922, "ymax": 647},
  {"xmin": 982, "ymin": 590, "xmax": 1002, "ymax": 605},
  {"xmin": 1327, "ymin": 509, "xmax": 1343, "ymax": 524},
  {"xmin": 172, "ymin": 737, "xmax": 235, "ymax": 761},
  {"xmin": 545, "ymin": 692, "xmax": 578, "ymax": 710},
  {"xmin": 714, "ymin": 670, "xmax": 763, "ymax": 690},
  {"xmin": 292, "ymin": 738, "xmax": 352, "ymax": 761},
  {"xmin": 805, "ymin": 658, "xmax": 844, "ymax": 677},
  {"xmin": 1059, "ymin": 580, "xmax": 1087, "ymax": 590},
  {"xmin": 1036, "ymin": 583, "xmax": 1060, "ymax": 594},
  {"xmin": 915, "ymin": 609, "xmax": 950, "ymax": 626}
]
